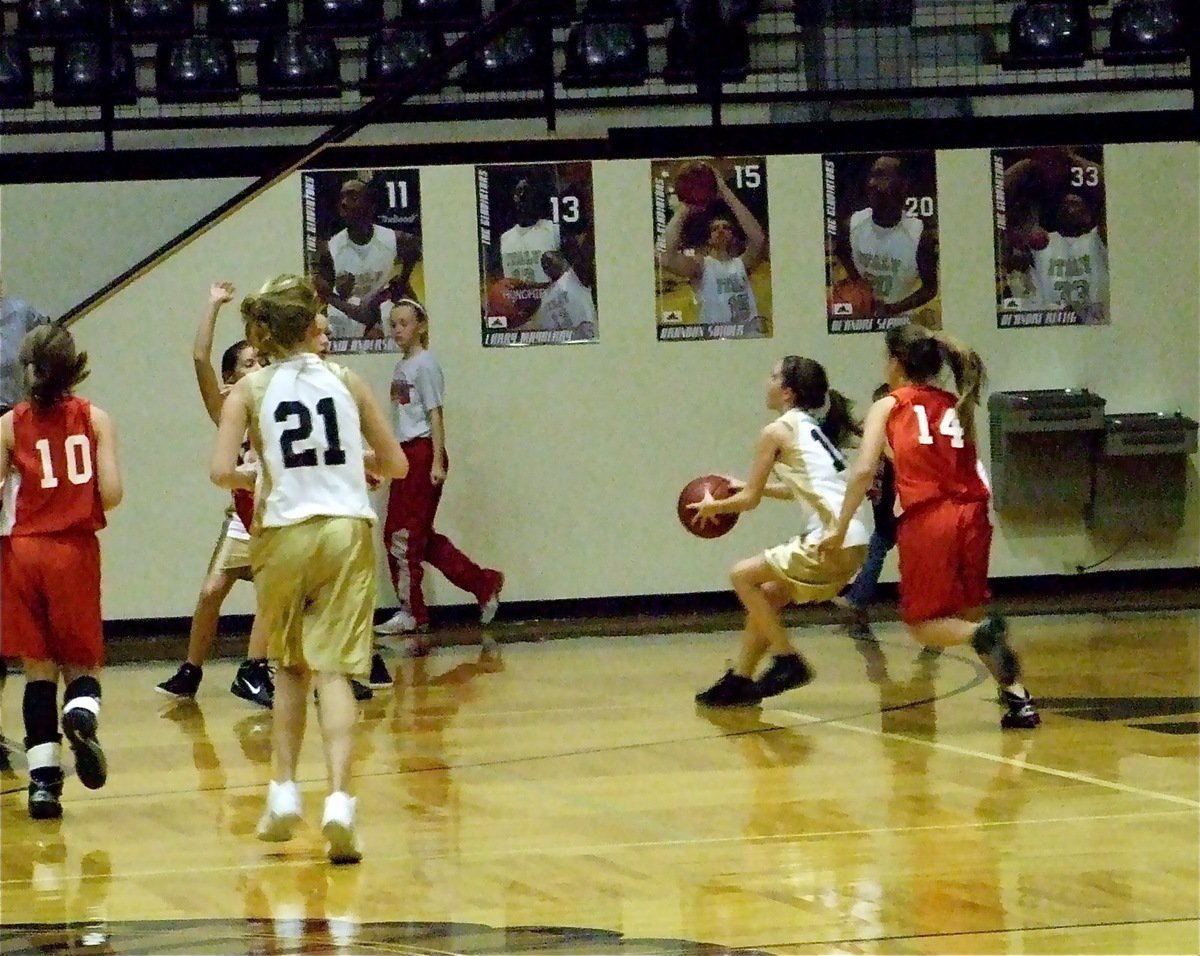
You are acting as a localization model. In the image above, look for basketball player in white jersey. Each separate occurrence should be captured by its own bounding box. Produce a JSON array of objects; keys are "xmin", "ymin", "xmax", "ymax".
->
[
  {"xmin": 1026, "ymin": 193, "xmax": 1109, "ymax": 324},
  {"xmin": 524, "ymin": 251, "xmax": 597, "ymax": 338},
  {"xmin": 211, "ymin": 275, "xmax": 408, "ymax": 863},
  {"xmin": 661, "ymin": 165, "xmax": 766, "ymax": 328},
  {"xmin": 836, "ymin": 156, "xmax": 939, "ymax": 320},
  {"xmin": 499, "ymin": 178, "xmax": 562, "ymax": 285},
  {"xmin": 688, "ymin": 356, "xmax": 872, "ymax": 707},
  {"xmin": 314, "ymin": 179, "xmax": 420, "ymax": 341}
]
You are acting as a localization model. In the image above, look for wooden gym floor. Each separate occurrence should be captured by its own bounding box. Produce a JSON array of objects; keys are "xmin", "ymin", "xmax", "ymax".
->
[{"xmin": 1, "ymin": 608, "xmax": 1197, "ymax": 955}]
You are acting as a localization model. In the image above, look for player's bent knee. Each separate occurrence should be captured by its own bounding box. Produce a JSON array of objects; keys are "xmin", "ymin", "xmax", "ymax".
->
[{"xmin": 198, "ymin": 573, "xmax": 236, "ymax": 604}]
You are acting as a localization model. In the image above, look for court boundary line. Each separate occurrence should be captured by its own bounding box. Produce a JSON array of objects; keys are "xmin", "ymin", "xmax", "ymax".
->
[{"xmin": 768, "ymin": 705, "xmax": 1200, "ymax": 809}]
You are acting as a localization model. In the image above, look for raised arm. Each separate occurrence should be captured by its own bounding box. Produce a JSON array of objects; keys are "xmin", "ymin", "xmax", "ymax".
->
[
  {"xmin": 89, "ymin": 406, "xmax": 124, "ymax": 511},
  {"xmin": 193, "ymin": 281, "xmax": 235, "ymax": 426},
  {"xmin": 659, "ymin": 202, "xmax": 704, "ymax": 282},
  {"xmin": 715, "ymin": 174, "xmax": 766, "ymax": 274}
]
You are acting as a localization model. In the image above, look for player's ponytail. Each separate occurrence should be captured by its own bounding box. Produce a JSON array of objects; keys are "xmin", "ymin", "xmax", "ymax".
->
[
  {"xmin": 934, "ymin": 331, "xmax": 986, "ymax": 443},
  {"xmin": 240, "ymin": 275, "xmax": 321, "ymax": 359},
  {"xmin": 887, "ymin": 323, "xmax": 986, "ymax": 444},
  {"xmin": 821, "ymin": 388, "xmax": 862, "ymax": 449},
  {"xmin": 19, "ymin": 323, "xmax": 89, "ymax": 408},
  {"xmin": 780, "ymin": 355, "xmax": 862, "ymax": 449},
  {"xmin": 885, "ymin": 323, "xmax": 943, "ymax": 382}
]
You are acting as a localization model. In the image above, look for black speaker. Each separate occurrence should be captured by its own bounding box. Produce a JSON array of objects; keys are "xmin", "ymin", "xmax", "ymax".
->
[
  {"xmin": 156, "ymin": 36, "xmax": 242, "ymax": 102},
  {"xmin": 562, "ymin": 20, "xmax": 649, "ymax": 87},
  {"xmin": 257, "ymin": 31, "xmax": 342, "ymax": 99}
]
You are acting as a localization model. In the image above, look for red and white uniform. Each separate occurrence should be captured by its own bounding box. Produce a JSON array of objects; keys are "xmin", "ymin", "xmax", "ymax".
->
[
  {"xmin": 887, "ymin": 384, "xmax": 991, "ymax": 624},
  {"xmin": 1, "ymin": 397, "xmax": 106, "ymax": 666}
]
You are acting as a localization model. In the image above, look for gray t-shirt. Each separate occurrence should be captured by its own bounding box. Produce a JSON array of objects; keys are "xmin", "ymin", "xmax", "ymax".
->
[
  {"xmin": 389, "ymin": 349, "xmax": 444, "ymax": 442},
  {"xmin": 0, "ymin": 296, "xmax": 51, "ymax": 410}
]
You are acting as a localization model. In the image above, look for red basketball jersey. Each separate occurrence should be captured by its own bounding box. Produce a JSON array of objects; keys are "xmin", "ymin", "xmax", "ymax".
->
[
  {"xmin": 231, "ymin": 439, "xmax": 255, "ymax": 530},
  {"xmin": 3, "ymin": 397, "xmax": 106, "ymax": 536},
  {"xmin": 886, "ymin": 384, "xmax": 989, "ymax": 512}
]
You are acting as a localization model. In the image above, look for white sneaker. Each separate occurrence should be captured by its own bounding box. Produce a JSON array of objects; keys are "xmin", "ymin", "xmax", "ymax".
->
[
  {"xmin": 256, "ymin": 780, "xmax": 302, "ymax": 842},
  {"xmin": 479, "ymin": 572, "xmax": 505, "ymax": 625},
  {"xmin": 374, "ymin": 609, "xmax": 419, "ymax": 635},
  {"xmin": 322, "ymin": 791, "xmax": 362, "ymax": 864}
]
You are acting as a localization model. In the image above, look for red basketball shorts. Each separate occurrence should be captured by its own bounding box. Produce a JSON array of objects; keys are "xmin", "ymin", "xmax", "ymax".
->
[
  {"xmin": 1, "ymin": 533, "xmax": 104, "ymax": 668},
  {"xmin": 896, "ymin": 499, "xmax": 992, "ymax": 625}
]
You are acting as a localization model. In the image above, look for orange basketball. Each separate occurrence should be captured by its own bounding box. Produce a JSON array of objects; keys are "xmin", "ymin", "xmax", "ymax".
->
[
  {"xmin": 828, "ymin": 277, "xmax": 877, "ymax": 318},
  {"xmin": 486, "ymin": 277, "xmax": 543, "ymax": 329},
  {"xmin": 674, "ymin": 162, "xmax": 719, "ymax": 208},
  {"xmin": 677, "ymin": 474, "xmax": 739, "ymax": 539}
]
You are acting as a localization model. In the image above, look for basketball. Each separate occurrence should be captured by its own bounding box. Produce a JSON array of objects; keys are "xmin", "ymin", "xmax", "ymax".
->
[
  {"xmin": 677, "ymin": 474, "xmax": 739, "ymax": 539},
  {"xmin": 828, "ymin": 276, "xmax": 877, "ymax": 318},
  {"xmin": 486, "ymin": 277, "xmax": 536, "ymax": 328},
  {"xmin": 674, "ymin": 162, "xmax": 719, "ymax": 208}
]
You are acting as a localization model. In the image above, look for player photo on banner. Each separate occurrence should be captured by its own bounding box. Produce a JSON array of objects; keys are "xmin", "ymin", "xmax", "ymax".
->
[
  {"xmin": 823, "ymin": 151, "xmax": 941, "ymax": 334},
  {"xmin": 992, "ymin": 145, "xmax": 1109, "ymax": 328},
  {"xmin": 652, "ymin": 156, "xmax": 772, "ymax": 341},
  {"xmin": 301, "ymin": 167, "xmax": 425, "ymax": 355},
  {"xmin": 476, "ymin": 162, "xmax": 598, "ymax": 347}
]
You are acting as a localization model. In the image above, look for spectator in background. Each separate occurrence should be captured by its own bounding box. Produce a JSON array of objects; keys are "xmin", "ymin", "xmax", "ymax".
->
[{"xmin": 1, "ymin": 280, "xmax": 51, "ymax": 415}]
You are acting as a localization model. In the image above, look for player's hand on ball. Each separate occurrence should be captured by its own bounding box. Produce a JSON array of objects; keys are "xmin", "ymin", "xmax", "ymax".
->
[
  {"xmin": 688, "ymin": 490, "xmax": 719, "ymax": 527},
  {"xmin": 816, "ymin": 529, "xmax": 844, "ymax": 557}
]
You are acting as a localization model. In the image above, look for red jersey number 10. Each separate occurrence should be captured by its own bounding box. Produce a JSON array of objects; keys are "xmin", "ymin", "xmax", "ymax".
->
[{"xmin": 34, "ymin": 435, "xmax": 93, "ymax": 488}]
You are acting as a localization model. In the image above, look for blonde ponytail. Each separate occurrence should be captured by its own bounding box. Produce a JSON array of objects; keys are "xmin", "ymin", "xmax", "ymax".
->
[{"xmin": 933, "ymin": 331, "xmax": 986, "ymax": 443}]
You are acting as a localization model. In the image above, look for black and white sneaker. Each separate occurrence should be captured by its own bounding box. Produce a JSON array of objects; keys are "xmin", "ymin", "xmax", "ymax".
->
[
  {"xmin": 62, "ymin": 709, "xmax": 107, "ymax": 790},
  {"xmin": 28, "ymin": 770, "xmax": 64, "ymax": 820},
  {"xmin": 1000, "ymin": 689, "xmax": 1042, "ymax": 729},
  {"xmin": 755, "ymin": 653, "xmax": 815, "ymax": 699},
  {"xmin": 231, "ymin": 660, "xmax": 274, "ymax": 709},
  {"xmin": 971, "ymin": 615, "xmax": 1021, "ymax": 687},
  {"xmin": 695, "ymin": 670, "xmax": 762, "ymax": 707},
  {"xmin": 367, "ymin": 653, "xmax": 392, "ymax": 689},
  {"xmin": 156, "ymin": 663, "xmax": 202, "ymax": 699}
]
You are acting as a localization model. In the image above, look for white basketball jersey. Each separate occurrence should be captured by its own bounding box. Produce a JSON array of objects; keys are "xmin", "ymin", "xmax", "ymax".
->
[
  {"xmin": 500, "ymin": 220, "xmax": 561, "ymax": 283},
  {"xmin": 1030, "ymin": 228, "xmax": 1108, "ymax": 321},
  {"xmin": 247, "ymin": 355, "xmax": 375, "ymax": 528},
  {"xmin": 772, "ymin": 408, "xmax": 872, "ymax": 547},
  {"xmin": 849, "ymin": 208, "xmax": 923, "ymax": 306},
  {"xmin": 527, "ymin": 268, "xmax": 597, "ymax": 332},
  {"xmin": 693, "ymin": 256, "xmax": 758, "ymax": 325},
  {"xmin": 326, "ymin": 225, "xmax": 397, "ymax": 337}
]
